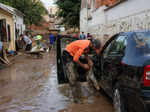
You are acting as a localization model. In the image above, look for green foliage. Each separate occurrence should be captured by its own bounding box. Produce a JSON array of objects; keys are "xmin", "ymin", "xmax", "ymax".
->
[
  {"xmin": 56, "ymin": 0, "xmax": 81, "ymax": 28},
  {"xmin": 0, "ymin": 0, "xmax": 47, "ymax": 25}
]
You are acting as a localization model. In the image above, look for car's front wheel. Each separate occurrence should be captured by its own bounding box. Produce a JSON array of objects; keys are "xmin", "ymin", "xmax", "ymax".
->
[{"xmin": 113, "ymin": 88, "xmax": 127, "ymax": 112}]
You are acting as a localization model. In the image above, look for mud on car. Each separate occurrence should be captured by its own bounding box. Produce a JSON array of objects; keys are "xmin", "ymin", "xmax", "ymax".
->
[{"xmin": 56, "ymin": 31, "xmax": 150, "ymax": 112}]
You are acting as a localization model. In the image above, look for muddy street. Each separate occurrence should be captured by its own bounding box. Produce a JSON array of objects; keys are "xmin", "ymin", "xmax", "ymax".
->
[{"xmin": 0, "ymin": 51, "xmax": 114, "ymax": 112}]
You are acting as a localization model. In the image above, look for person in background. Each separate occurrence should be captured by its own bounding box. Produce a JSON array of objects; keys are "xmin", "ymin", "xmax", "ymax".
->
[
  {"xmin": 49, "ymin": 32, "xmax": 55, "ymax": 51},
  {"xmin": 63, "ymin": 39, "xmax": 101, "ymax": 103},
  {"xmin": 34, "ymin": 34, "xmax": 42, "ymax": 49},
  {"xmin": 87, "ymin": 33, "xmax": 93, "ymax": 41},
  {"xmin": 80, "ymin": 32, "xmax": 86, "ymax": 40},
  {"xmin": 22, "ymin": 32, "xmax": 32, "ymax": 51},
  {"xmin": 74, "ymin": 33, "xmax": 79, "ymax": 40},
  {"xmin": 0, "ymin": 41, "xmax": 3, "ymax": 57}
]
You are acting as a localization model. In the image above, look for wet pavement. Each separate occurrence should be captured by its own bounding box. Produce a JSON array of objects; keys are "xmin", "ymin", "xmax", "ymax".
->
[{"xmin": 0, "ymin": 51, "xmax": 114, "ymax": 112}]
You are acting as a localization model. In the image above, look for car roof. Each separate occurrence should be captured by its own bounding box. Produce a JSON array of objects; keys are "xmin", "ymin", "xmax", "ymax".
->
[
  {"xmin": 121, "ymin": 30, "xmax": 150, "ymax": 67},
  {"xmin": 121, "ymin": 30, "xmax": 150, "ymax": 36}
]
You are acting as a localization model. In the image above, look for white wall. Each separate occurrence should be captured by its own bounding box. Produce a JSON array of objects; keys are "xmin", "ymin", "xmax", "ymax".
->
[
  {"xmin": 106, "ymin": 0, "xmax": 150, "ymax": 21},
  {"xmin": 80, "ymin": 0, "xmax": 150, "ymax": 43},
  {"xmin": 15, "ymin": 15, "xmax": 25, "ymax": 36},
  {"xmin": 80, "ymin": 8, "xmax": 88, "ymax": 35},
  {"xmin": 88, "ymin": 6, "xmax": 106, "ymax": 27}
]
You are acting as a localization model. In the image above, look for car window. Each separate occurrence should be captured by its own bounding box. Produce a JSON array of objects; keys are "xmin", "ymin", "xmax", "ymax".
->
[
  {"xmin": 103, "ymin": 35, "xmax": 127, "ymax": 58},
  {"xmin": 103, "ymin": 42, "xmax": 112, "ymax": 58},
  {"xmin": 61, "ymin": 38, "xmax": 75, "ymax": 53},
  {"xmin": 122, "ymin": 32, "xmax": 150, "ymax": 66},
  {"xmin": 134, "ymin": 32, "xmax": 150, "ymax": 53}
]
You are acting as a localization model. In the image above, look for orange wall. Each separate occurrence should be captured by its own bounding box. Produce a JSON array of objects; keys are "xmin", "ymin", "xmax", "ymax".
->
[{"xmin": 86, "ymin": 0, "xmax": 119, "ymax": 9}]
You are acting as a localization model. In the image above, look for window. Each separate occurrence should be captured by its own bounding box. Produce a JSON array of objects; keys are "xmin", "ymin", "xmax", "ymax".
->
[
  {"xmin": 7, "ymin": 24, "xmax": 11, "ymax": 42},
  {"xmin": 0, "ymin": 19, "xmax": 7, "ymax": 42},
  {"xmin": 103, "ymin": 35, "xmax": 127, "ymax": 57},
  {"xmin": 134, "ymin": 32, "xmax": 150, "ymax": 54}
]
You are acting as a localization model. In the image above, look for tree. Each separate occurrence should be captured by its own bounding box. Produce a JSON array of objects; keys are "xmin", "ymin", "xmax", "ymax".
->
[
  {"xmin": 0, "ymin": 0, "xmax": 47, "ymax": 26},
  {"xmin": 55, "ymin": 0, "xmax": 81, "ymax": 29}
]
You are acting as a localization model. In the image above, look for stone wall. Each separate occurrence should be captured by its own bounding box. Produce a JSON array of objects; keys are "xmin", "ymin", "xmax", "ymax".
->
[
  {"xmin": 88, "ymin": 9, "xmax": 150, "ymax": 43},
  {"xmin": 80, "ymin": 0, "xmax": 150, "ymax": 44},
  {"xmin": 80, "ymin": 8, "xmax": 88, "ymax": 34}
]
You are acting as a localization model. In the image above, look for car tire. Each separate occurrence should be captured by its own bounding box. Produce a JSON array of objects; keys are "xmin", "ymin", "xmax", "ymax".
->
[{"xmin": 113, "ymin": 87, "xmax": 127, "ymax": 112}]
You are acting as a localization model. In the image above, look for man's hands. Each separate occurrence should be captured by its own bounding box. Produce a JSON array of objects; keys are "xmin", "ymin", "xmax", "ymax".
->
[
  {"xmin": 76, "ymin": 60, "xmax": 89, "ymax": 70},
  {"xmin": 85, "ymin": 55, "xmax": 93, "ymax": 67},
  {"xmin": 82, "ymin": 64, "xmax": 90, "ymax": 70},
  {"xmin": 76, "ymin": 55, "xmax": 93, "ymax": 70},
  {"xmin": 88, "ymin": 58, "xmax": 93, "ymax": 67}
]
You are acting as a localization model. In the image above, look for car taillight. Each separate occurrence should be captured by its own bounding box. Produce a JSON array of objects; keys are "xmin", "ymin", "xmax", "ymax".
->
[
  {"xmin": 143, "ymin": 65, "xmax": 150, "ymax": 86},
  {"xmin": 121, "ymin": 61, "xmax": 126, "ymax": 66}
]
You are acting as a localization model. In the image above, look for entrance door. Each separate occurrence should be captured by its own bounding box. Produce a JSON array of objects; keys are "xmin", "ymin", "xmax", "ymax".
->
[{"xmin": 0, "ymin": 19, "xmax": 7, "ymax": 42}]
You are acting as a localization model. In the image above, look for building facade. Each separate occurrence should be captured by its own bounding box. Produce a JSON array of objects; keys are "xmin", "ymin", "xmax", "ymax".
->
[
  {"xmin": 48, "ymin": 6, "xmax": 58, "ymax": 16},
  {"xmin": 80, "ymin": 0, "xmax": 150, "ymax": 42},
  {"xmin": 0, "ymin": 3, "xmax": 25, "ymax": 51}
]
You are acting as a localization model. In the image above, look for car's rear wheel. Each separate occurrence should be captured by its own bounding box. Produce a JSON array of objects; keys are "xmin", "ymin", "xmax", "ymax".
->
[{"xmin": 113, "ymin": 88, "xmax": 127, "ymax": 112}]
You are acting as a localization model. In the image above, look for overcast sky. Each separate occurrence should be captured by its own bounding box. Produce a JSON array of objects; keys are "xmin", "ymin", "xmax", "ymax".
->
[{"xmin": 41, "ymin": 0, "xmax": 55, "ymax": 8}]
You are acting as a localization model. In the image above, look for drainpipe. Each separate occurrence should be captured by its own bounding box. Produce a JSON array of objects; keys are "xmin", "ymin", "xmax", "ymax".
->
[{"xmin": 86, "ymin": 0, "xmax": 88, "ymax": 36}]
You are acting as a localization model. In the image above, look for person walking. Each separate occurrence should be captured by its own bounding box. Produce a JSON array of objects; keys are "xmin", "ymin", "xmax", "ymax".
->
[
  {"xmin": 74, "ymin": 33, "xmax": 79, "ymax": 40},
  {"xmin": 0, "ymin": 41, "xmax": 3, "ymax": 57},
  {"xmin": 63, "ymin": 39, "xmax": 101, "ymax": 103},
  {"xmin": 22, "ymin": 32, "xmax": 32, "ymax": 51},
  {"xmin": 49, "ymin": 33, "xmax": 55, "ymax": 51},
  {"xmin": 87, "ymin": 33, "xmax": 93, "ymax": 41},
  {"xmin": 80, "ymin": 32, "xmax": 86, "ymax": 40}
]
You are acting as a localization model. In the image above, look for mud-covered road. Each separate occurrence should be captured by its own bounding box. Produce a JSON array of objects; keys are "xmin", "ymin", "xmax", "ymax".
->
[{"xmin": 0, "ymin": 51, "xmax": 114, "ymax": 112}]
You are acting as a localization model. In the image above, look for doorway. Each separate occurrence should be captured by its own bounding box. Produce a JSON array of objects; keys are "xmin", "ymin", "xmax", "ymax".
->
[{"xmin": 0, "ymin": 19, "xmax": 7, "ymax": 42}]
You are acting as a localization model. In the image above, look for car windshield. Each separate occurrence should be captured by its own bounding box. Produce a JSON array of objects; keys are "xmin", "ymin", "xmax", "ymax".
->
[{"xmin": 135, "ymin": 32, "xmax": 150, "ymax": 54}]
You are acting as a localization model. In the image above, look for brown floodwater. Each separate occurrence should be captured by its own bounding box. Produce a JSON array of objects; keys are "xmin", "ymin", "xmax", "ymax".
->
[{"xmin": 0, "ymin": 51, "xmax": 114, "ymax": 112}]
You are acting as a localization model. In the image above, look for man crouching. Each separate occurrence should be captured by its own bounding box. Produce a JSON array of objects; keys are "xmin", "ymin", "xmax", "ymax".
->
[{"xmin": 63, "ymin": 39, "xmax": 101, "ymax": 103}]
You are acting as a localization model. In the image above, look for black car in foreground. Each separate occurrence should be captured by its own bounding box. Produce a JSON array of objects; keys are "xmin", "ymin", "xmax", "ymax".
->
[{"xmin": 57, "ymin": 31, "xmax": 150, "ymax": 112}]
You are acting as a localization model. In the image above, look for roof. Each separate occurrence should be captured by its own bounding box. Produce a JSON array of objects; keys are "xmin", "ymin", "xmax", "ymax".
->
[{"xmin": 0, "ymin": 3, "xmax": 24, "ymax": 17}]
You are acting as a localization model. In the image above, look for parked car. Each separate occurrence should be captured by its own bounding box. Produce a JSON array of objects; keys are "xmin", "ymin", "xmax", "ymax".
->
[{"xmin": 57, "ymin": 31, "xmax": 150, "ymax": 112}]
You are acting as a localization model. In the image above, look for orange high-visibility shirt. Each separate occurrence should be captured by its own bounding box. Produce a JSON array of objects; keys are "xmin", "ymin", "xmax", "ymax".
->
[{"xmin": 66, "ymin": 40, "xmax": 91, "ymax": 62}]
